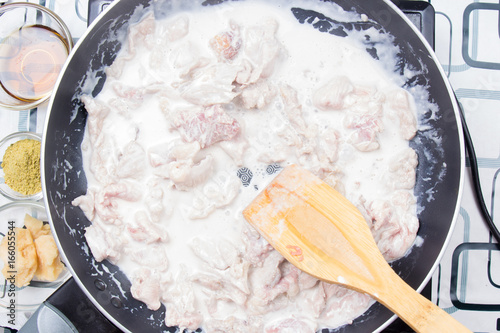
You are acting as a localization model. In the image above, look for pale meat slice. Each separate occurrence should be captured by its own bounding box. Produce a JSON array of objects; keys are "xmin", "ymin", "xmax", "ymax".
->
[
  {"xmin": 130, "ymin": 267, "xmax": 162, "ymax": 311},
  {"xmin": 210, "ymin": 29, "xmax": 242, "ymax": 61},
  {"xmin": 344, "ymin": 112, "xmax": 384, "ymax": 152},
  {"xmin": 205, "ymin": 316, "xmax": 260, "ymax": 332},
  {"xmin": 387, "ymin": 89, "xmax": 418, "ymax": 140},
  {"xmin": 264, "ymin": 318, "xmax": 316, "ymax": 333},
  {"xmin": 171, "ymin": 104, "xmax": 240, "ymax": 148},
  {"xmin": 239, "ymin": 80, "xmax": 276, "ymax": 109},
  {"xmin": 126, "ymin": 211, "xmax": 169, "ymax": 244},
  {"xmin": 366, "ymin": 199, "xmax": 419, "ymax": 261},
  {"xmin": 388, "ymin": 148, "xmax": 418, "ymax": 190},
  {"xmin": 84, "ymin": 224, "xmax": 123, "ymax": 264},
  {"xmin": 163, "ymin": 280, "xmax": 203, "ymax": 330},
  {"xmin": 313, "ymin": 76, "xmax": 354, "ymax": 111}
]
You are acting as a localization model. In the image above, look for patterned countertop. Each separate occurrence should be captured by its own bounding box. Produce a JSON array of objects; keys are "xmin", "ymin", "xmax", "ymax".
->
[
  {"xmin": 0, "ymin": 0, "xmax": 499, "ymax": 332},
  {"xmin": 428, "ymin": 1, "xmax": 500, "ymax": 332}
]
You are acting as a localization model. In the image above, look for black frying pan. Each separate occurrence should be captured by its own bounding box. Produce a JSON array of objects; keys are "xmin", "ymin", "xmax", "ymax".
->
[{"xmin": 41, "ymin": 0, "xmax": 464, "ymax": 332}]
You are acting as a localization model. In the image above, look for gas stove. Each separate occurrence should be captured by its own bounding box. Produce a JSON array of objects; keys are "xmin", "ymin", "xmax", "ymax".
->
[{"xmin": 5, "ymin": 1, "xmax": 496, "ymax": 332}]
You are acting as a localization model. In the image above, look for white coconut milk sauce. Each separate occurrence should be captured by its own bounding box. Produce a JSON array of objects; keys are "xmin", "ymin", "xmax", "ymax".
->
[{"xmin": 70, "ymin": 0, "xmax": 443, "ymax": 331}]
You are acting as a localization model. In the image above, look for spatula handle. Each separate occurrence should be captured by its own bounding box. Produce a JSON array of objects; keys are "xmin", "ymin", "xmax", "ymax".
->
[{"xmin": 378, "ymin": 267, "xmax": 471, "ymax": 333}]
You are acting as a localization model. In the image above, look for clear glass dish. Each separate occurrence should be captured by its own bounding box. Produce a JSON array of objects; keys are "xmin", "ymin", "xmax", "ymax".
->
[
  {"xmin": 0, "ymin": 131, "xmax": 43, "ymax": 201},
  {"xmin": 0, "ymin": 201, "xmax": 69, "ymax": 311},
  {"xmin": 0, "ymin": 3, "xmax": 73, "ymax": 111}
]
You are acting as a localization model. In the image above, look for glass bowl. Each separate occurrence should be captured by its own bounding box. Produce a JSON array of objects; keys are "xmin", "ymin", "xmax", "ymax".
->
[
  {"xmin": 0, "ymin": 3, "xmax": 73, "ymax": 111},
  {"xmin": 0, "ymin": 201, "xmax": 69, "ymax": 311},
  {"xmin": 0, "ymin": 131, "xmax": 43, "ymax": 201}
]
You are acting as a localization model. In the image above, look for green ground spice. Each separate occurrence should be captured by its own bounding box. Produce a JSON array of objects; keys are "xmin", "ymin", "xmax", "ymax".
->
[{"xmin": 1, "ymin": 139, "xmax": 42, "ymax": 195}]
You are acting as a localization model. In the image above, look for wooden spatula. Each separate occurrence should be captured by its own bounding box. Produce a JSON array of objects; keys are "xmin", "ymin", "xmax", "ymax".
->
[{"xmin": 243, "ymin": 164, "xmax": 471, "ymax": 333}]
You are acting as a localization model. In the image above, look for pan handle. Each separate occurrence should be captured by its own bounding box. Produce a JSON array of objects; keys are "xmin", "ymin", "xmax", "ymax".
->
[{"xmin": 19, "ymin": 277, "xmax": 121, "ymax": 333}]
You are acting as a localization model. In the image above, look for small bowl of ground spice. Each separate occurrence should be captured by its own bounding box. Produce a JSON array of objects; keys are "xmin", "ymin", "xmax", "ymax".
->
[{"xmin": 0, "ymin": 132, "xmax": 43, "ymax": 201}]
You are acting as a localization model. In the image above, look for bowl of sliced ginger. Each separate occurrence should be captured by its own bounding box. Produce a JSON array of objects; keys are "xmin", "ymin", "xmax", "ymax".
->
[{"xmin": 0, "ymin": 201, "xmax": 69, "ymax": 311}]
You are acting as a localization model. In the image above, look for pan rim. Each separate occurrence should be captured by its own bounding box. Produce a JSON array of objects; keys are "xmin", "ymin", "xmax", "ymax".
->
[{"xmin": 40, "ymin": 0, "xmax": 466, "ymax": 332}]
